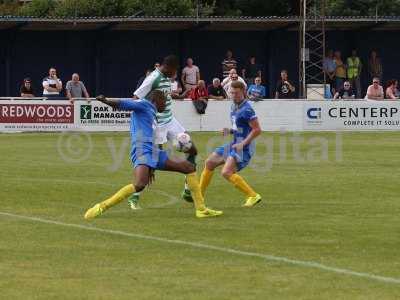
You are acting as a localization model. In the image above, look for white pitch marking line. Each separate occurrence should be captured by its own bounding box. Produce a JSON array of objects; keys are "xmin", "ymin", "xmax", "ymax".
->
[{"xmin": 1, "ymin": 211, "xmax": 400, "ymax": 285}]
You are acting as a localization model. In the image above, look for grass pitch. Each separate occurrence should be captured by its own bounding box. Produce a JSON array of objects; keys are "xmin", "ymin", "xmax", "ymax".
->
[{"xmin": 0, "ymin": 132, "xmax": 399, "ymax": 299}]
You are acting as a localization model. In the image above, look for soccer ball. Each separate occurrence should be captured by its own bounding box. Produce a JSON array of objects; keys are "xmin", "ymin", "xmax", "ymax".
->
[{"xmin": 174, "ymin": 133, "xmax": 192, "ymax": 152}]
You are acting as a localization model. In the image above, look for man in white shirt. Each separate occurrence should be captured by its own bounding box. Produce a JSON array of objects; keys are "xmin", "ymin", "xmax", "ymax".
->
[
  {"xmin": 181, "ymin": 58, "xmax": 200, "ymax": 92},
  {"xmin": 42, "ymin": 67, "xmax": 62, "ymax": 98},
  {"xmin": 221, "ymin": 69, "xmax": 247, "ymax": 96}
]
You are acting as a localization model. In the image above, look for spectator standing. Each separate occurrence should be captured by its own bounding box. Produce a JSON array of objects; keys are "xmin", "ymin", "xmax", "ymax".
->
[
  {"xmin": 333, "ymin": 81, "xmax": 355, "ymax": 100},
  {"xmin": 222, "ymin": 50, "xmax": 237, "ymax": 78},
  {"xmin": 385, "ymin": 80, "xmax": 398, "ymax": 100},
  {"xmin": 247, "ymin": 77, "xmax": 267, "ymax": 101},
  {"xmin": 66, "ymin": 73, "xmax": 89, "ymax": 100},
  {"xmin": 324, "ymin": 85, "xmax": 333, "ymax": 99},
  {"xmin": 368, "ymin": 50, "xmax": 383, "ymax": 83},
  {"xmin": 242, "ymin": 56, "xmax": 262, "ymax": 86},
  {"xmin": 334, "ymin": 51, "xmax": 346, "ymax": 91},
  {"xmin": 170, "ymin": 75, "xmax": 184, "ymax": 99},
  {"xmin": 222, "ymin": 69, "xmax": 247, "ymax": 95},
  {"xmin": 347, "ymin": 49, "xmax": 362, "ymax": 98},
  {"xmin": 323, "ymin": 50, "xmax": 336, "ymax": 93},
  {"xmin": 190, "ymin": 80, "xmax": 208, "ymax": 114},
  {"xmin": 208, "ymin": 78, "xmax": 226, "ymax": 100},
  {"xmin": 181, "ymin": 58, "xmax": 200, "ymax": 92},
  {"xmin": 136, "ymin": 68, "xmax": 152, "ymax": 90},
  {"xmin": 20, "ymin": 78, "xmax": 35, "ymax": 97},
  {"xmin": 42, "ymin": 67, "xmax": 62, "ymax": 98},
  {"xmin": 275, "ymin": 70, "xmax": 295, "ymax": 99},
  {"xmin": 365, "ymin": 77, "xmax": 384, "ymax": 100}
]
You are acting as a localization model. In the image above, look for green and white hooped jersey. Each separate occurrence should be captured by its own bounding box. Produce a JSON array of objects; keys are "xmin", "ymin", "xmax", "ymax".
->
[{"xmin": 134, "ymin": 69, "xmax": 173, "ymax": 125}]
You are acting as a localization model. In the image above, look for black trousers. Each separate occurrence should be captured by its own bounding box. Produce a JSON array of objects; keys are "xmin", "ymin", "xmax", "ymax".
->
[{"xmin": 192, "ymin": 100, "xmax": 208, "ymax": 114}]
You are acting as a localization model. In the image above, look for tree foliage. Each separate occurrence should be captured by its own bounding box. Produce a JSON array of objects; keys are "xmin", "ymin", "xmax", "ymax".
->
[
  {"xmin": 123, "ymin": 0, "xmax": 194, "ymax": 16},
  {"xmin": 6, "ymin": 0, "xmax": 400, "ymax": 17},
  {"xmin": 0, "ymin": 0, "xmax": 19, "ymax": 15},
  {"xmin": 18, "ymin": 0, "xmax": 57, "ymax": 17},
  {"xmin": 55, "ymin": 0, "xmax": 125, "ymax": 17},
  {"xmin": 326, "ymin": 0, "xmax": 400, "ymax": 16}
]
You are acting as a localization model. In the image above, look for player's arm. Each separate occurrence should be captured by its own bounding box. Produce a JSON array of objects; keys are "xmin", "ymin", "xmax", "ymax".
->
[
  {"xmin": 232, "ymin": 118, "xmax": 261, "ymax": 151},
  {"xmin": 242, "ymin": 118, "xmax": 261, "ymax": 146},
  {"xmin": 96, "ymin": 95, "xmax": 121, "ymax": 108},
  {"xmin": 133, "ymin": 73, "xmax": 154, "ymax": 99},
  {"xmin": 96, "ymin": 95, "xmax": 144, "ymax": 112}
]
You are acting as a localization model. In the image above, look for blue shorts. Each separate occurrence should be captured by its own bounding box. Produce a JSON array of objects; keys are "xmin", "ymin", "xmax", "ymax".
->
[
  {"xmin": 130, "ymin": 146, "xmax": 169, "ymax": 170},
  {"xmin": 214, "ymin": 143, "xmax": 252, "ymax": 171}
]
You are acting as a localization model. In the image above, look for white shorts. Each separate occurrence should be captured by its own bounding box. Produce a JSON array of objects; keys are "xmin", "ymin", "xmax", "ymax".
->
[{"xmin": 154, "ymin": 117, "xmax": 186, "ymax": 145}]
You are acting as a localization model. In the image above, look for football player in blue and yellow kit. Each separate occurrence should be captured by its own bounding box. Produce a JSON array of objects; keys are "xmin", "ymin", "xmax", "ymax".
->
[
  {"xmin": 84, "ymin": 91, "xmax": 222, "ymax": 219},
  {"xmin": 200, "ymin": 81, "xmax": 262, "ymax": 207}
]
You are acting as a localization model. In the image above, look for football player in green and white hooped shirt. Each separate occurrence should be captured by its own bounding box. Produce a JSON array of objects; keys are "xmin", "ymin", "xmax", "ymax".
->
[{"xmin": 127, "ymin": 55, "xmax": 197, "ymax": 209}]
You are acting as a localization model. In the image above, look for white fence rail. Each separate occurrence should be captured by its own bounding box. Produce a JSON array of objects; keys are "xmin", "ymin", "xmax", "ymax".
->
[{"xmin": 1, "ymin": 98, "xmax": 400, "ymax": 132}]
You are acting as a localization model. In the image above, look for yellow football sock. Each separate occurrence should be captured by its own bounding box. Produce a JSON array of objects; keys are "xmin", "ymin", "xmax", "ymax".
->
[
  {"xmin": 227, "ymin": 174, "xmax": 257, "ymax": 198},
  {"xmin": 100, "ymin": 184, "xmax": 135, "ymax": 210},
  {"xmin": 199, "ymin": 167, "xmax": 214, "ymax": 196},
  {"xmin": 186, "ymin": 172, "xmax": 206, "ymax": 211}
]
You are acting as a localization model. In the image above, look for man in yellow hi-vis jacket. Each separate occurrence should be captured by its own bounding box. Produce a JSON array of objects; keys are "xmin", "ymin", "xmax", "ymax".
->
[{"xmin": 347, "ymin": 49, "xmax": 362, "ymax": 99}]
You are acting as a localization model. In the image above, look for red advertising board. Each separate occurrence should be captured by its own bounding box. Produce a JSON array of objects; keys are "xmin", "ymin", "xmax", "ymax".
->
[{"xmin": 0, "ymin": 103, "xmax": 74, "ymax": 123}]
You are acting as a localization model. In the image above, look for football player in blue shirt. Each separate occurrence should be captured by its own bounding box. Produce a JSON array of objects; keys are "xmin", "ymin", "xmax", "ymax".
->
[
  {"xmin": 200, "ymin": 81, "xmax": 262, "ymax": 207},
  {"xmin": 84, "ymin": 91, "xmax": 222, "ymax": 219}
]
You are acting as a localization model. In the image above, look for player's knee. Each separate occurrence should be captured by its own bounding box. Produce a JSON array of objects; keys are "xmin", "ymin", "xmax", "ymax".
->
[
  {"xmin": 205, "ymin": 158, "xmax": 216, "ymax": 171},
  {"xmin": 184, "ymin": 163, "xmax": 196, "ymax": 174},
  {"xmin": 134, "ymin": 180, "xmax": 148, "ymax": 192},
  {"xmin": 134, "ymin": 184, "xmax": 145, "ymax": 193},
  {"xmin": 221, "ymin": 168, "xmax": 234, "ymax": 179}
]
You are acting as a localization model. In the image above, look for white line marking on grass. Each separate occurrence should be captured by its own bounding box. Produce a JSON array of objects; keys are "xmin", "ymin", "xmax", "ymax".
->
[{"xmin": 1, "ymin": 211, "xmax": 400, "ymax": 285}]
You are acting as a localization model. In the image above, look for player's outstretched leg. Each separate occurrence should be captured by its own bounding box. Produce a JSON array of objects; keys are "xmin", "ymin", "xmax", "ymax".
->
[
  {"xmin": 221, "ymin": 157, "xmax": 261, "ymax": 207},
  {"xmin": 127, "ymin": 192, "xmax": 141, "ymax": 210},
  {"xmin": 127, "ymin": 145, "xmax": 164, "ymax": 210},
  {"xmin": 163, "ymin": 157, "xmax": 223, "ymax": 218},
  {"xmin": 200, "ymin": 152, "xmax": 225, "ymax": 196},
  {"xmin": 84, "ymin": 166, "xmax": 151, "ymax": 219},
  {"xmin": 181, "ymin": 142, "xmax": 198, "ymax": 203}
]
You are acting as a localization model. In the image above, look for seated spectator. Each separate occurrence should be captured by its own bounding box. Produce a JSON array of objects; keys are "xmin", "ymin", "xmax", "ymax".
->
[
  {"xmin": 385, "ymin": 79, "xmax": 399, "ymax": 100},
  {"xmin": 66, "ymin": 73, "xmax": 89, "ymax": 101},
  {"xmin": 190, "ymin": 80, "xmax": 208, "ymax": 114},
  {"xmin": 43, "ymin": 67, "xmax": 62, "ymax": 98},
  {"xmin": 247, "ymin": 77, "xmax": 267, "ymax": 101},
  {"xmin": 333, "ymin": 81, "xmax": 355, "ymax": 100},
  {"xmin": 365, "ymin": 77, "xmax": 384, "ymax": 100},
  {"xmin": 222, "ymin": 69, "xmax": 247, "ymax": 95},
  {"xmin": 275, "ymin": 70, "xmax": 295, "ymax": 99},
  {"xmin": 136, "ymin": 68, "xmax": 152, "ymax": 90},
  {"xmin": 20, "ymin": 78, "xmax": 35, "ymax": 97},
  {"xmin": 181, "ymin": 58, "xmax": 200, "ymax": 92},
  {"xmin": 208, "ymin": 78, "xmax": 226, "ymax": 100},
  {"xmin": 242, "ymin": 56, "xmax": 262, "ymax": 86}
]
